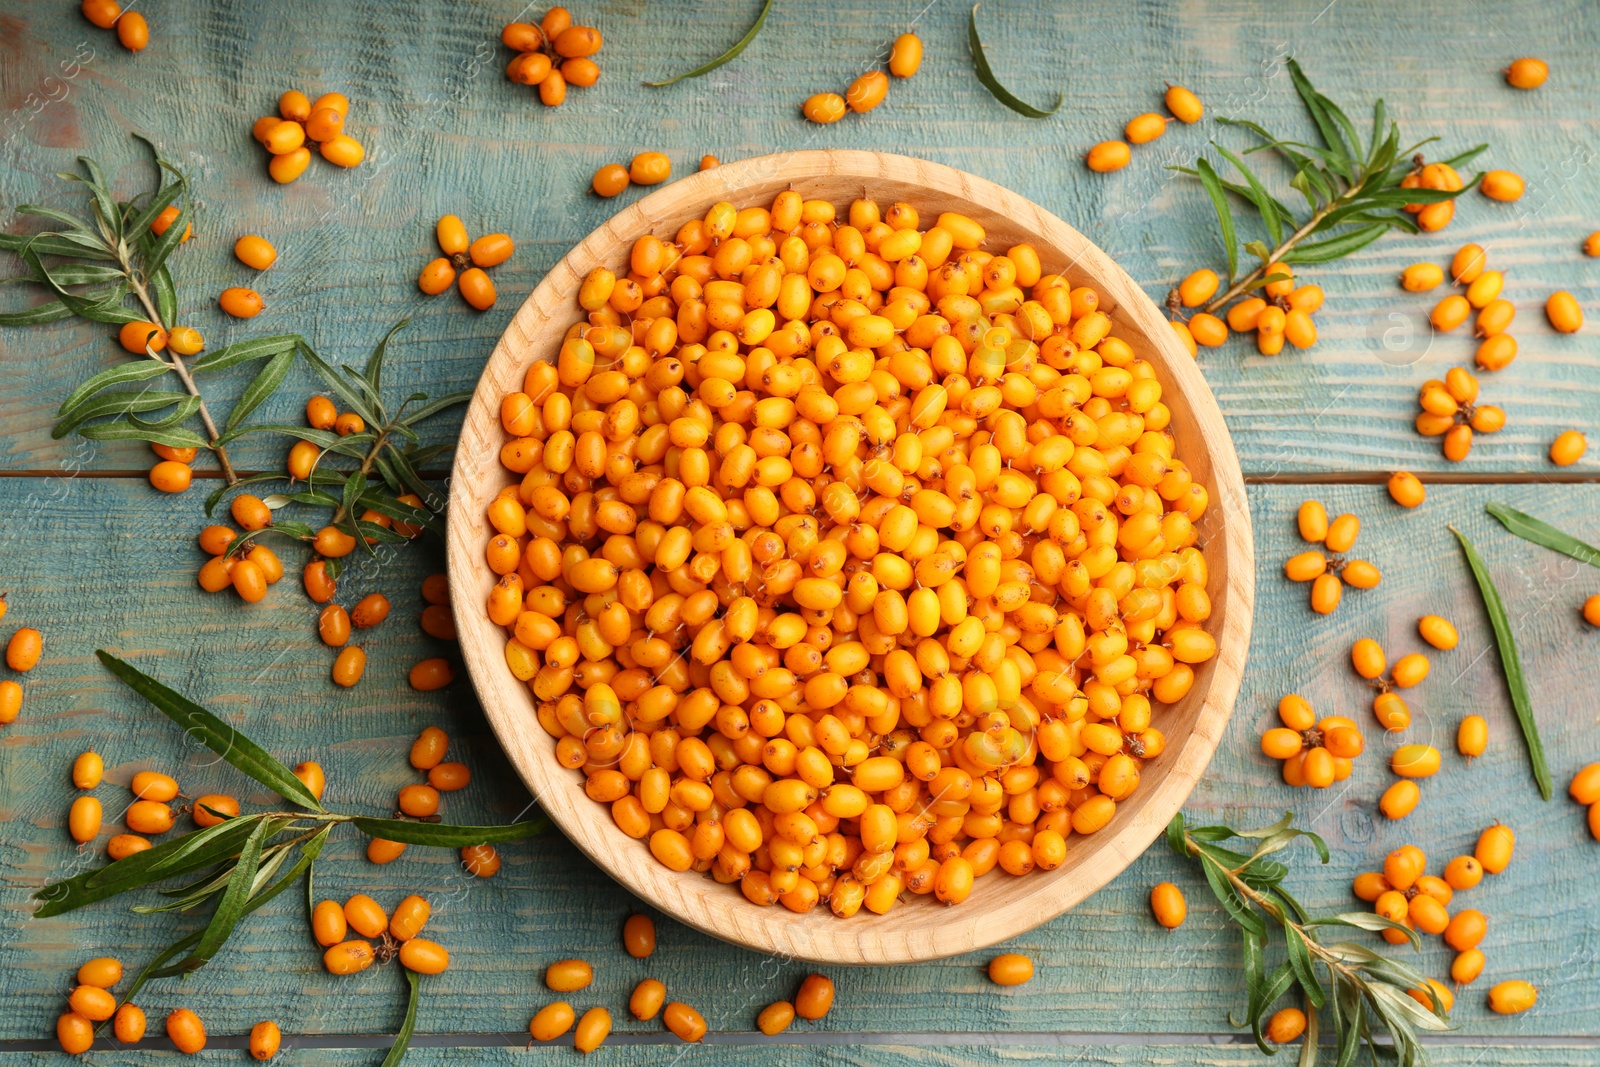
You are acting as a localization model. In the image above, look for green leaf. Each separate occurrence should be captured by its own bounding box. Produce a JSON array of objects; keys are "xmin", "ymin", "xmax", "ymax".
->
[
  {"xmin": 398, "ymin": 390, "xmax": 472, "ymax": 427},
  {"xmin": 645, "ymin": 0, "xmax": 773, "ymax": 86},
  {"xmin": 204, "ymin": 471, "xmax": 282, "ymax": 516},
  {"xmin": 1326, "ymin": 911, "xmax": 1422, "ymax": 949},
  {"xmin": 96, "ymin": 651, "xmax": 326, "ymax": 810},
  {"xmin": 351, "ymin": 814, "xmax": 549, "ymax": 847},
  {"xmin": 1367, "ymin": 982, "xmax": 1453, "ymax": 1033},
  {"xmin": 20, "ymin": 248, "xmax": 140, "ymax": 323},
  {"xmin": 298, "ymin": 340, "xmax": 379, "ymax": 426},
  {"xmin": 362, "ymin": 318, "xmax": 409, "ymax": 394},
  {"xmin": 168, "ymin": 818, "xmax": 271, "ymax": 973},
  {"xmin": 358, "ymin": 491, "xmax": 440, "ymax": 535},
  {"xmin": 1239, "ymin": 926, "xmax": 1274, "ymax": 1054},
  {"xmin": 123, "ymin": 176, "xmax": 184, "ymax": 246},
  {"xmin": 1286, "ymin": 59, "xmax": 1353, "ymax": 178},
  {"xmin": 0, "ymin": 231, "xmax": 116, "ymax": 260},
  {"xmin": 1486, "ymin": 502, "xmax": 1600, "ymax": 569},
  {"xmin": 1164, "ymin": 814, "xmax": 1188, "ymax": 855},
  {"xmin": 967, "ymin": 4, "xmax": 1062, "ymax": 118},
  {"xmin": 1282, "ymin": 919, "xmax": 1327, "ymax": 1009},
  {"xmin": 189, "ymin": 334, "xmax": 301, "ymax": 374},
  {"xmin": 1450, "ymin": 526, "xmax": 1552, "ymax": 800},
  {"xmin": 1440, "ymin": 143, "xmax": 1489, "ymax": 171},
  {"xmin": 384, "ymin": 445, "xmax": 444, "ymax": 512},
  {"xmin": 151, "ymin": 263, "xmax": 177, "ymax": 328},
  {"xmin": 1251, "ymin": 962, "xmax": 1298, "ymax": 1051},
  {"xmin": 4, "ymin": 261, "xmax": 123, "ymax": 285},
  {"xmin": 0, "ymin": 298, "xmax": 77, "ymax": 326},
  {"xmin": 224, "ymin": 348, "xmax": 296, "ymax": 433},
  {"xmin": 56, "ymin": 363, "xmax": 173, "ymax": 422},
  {"xmin": 380, "ymin": 970, "xmax": 422, "ymax": 1067},
  {"xmin": 1199, "ymin": 850, "xmax": 1265, "ymax": 937},
  {"xmin": 77, "ymin": 420, "xmax": 209, "ymax": 449},
  {"xmin": 52, "ymin": 389, "xmax": 191, "ymax": 438},
  {"xmin": 1193, "ymin": 158, "xmax": 1238, "ymax": 282},
  {"xmin": 1281, "ymin": 224, "xmax": 1387, "ymax": 265},
  {"xmin": 16, "ymin": 204, "xmax": 96, "ymax": 233},
  {"xmin": 1214, "ymin": 145, "xmax": 1285, "ymax": 247},
  {"xmin": 143, "ymin": 202, "xmax": 189, "ymax": 277}
]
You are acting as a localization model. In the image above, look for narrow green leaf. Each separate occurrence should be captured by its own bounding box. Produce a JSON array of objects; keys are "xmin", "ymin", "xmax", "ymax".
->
[
  {"xmin": 1327, "ymin": 912, "xmax": 1422, "ymax": 948},
  {"xmin": 1200, "ymin": 853, "xmax": 1265, "ymax": 937},
  {"xmin": 968, "ymin": 4, "xmax": 1062, "ymax": 118},
  {"xmin": 1486, "ymin": 502, "xmax": 1600, "ymax": 569},
  {"xmin": 52, "ymin": 389, "xmax": 191, "ymax": 438},
  {"xmin": 1164, "ymin": 814, "xmax": 1188, "ymax": 855},
  {"xmin": 1450, "ymin": 527, "xmax": 1552, "ymax": 800},
  {"xmin": 16, "ymin": 204, "xmax": 96, "ymax": 233},
  {"xmin": 1251, "ymin": 962, "xmax": 1298, "ymax": 1051},
  {"xmin": 123, "ymin": 177, "xmax": 184, "ymax": 246},
  {"xmin": 167, "ymin": 818, "xmax": 271, "ymax": 972},
  {"xmin": 362, "ymin": 318, "xmax": 409, "ymax": 394},
  {"xmin": 189, "ymin": 334, "xmax": 301, "ymax": 374},
  {"xmin": 77, "ymin": 420, "xmax": 209, "ymax": 449},
  {"xmin": 0, "ymin": 298, "xmax": 76, "ymax": 326},
  {"xmin": 0, "ymin": 231, "xmax": 117, "ymax": 260},
  {"xmin": 1282, "ymin": 919, "xmax": 1327, "ymax": 1009},
  {"xmin": 358, "ymin": 492, "xmax": 440, "ymax": 535},
  {"xmin": 127, "ymin": 395, "xmax": 203, "ymax": 431},
  {"xmin": 1240, "ymin": 927, "xmax": 1273, "ymax": 1054},
  {"xmin": 645, "ymin": 0, "xmax": 773, "ymax": 86},
  {"xmin": 1193, "ymin": 158, "xmax": 1238, "ymax": 282},
  {"xmin": 6, "ymin": 261, "xmax": 123, "ymax": 285},
  {"xmin": 1214, "ymin": 145, "xmax": 1284, "ymax": 247},
  {"xmin": 380, "ymin": 970, "xmax": 422, "ymax": 1067},
  {"xmin": 1281, "ymin": 224, "xmax": 1387, "ymax": 265},
  {"xmin": 143, "ymin": 203, "xmax": 190, "ymax": 277},
  {"xmin": 223, "ymin": 348, "xmax": 296, "ymax": 433},
  {"xmin": 204, "ymin": 471, "xmax": 282, "ymax": 516},
  {"xmin": 1367, "ymin": 982, "xmax": 1453, "ymax": 1032},
  {"xmin": 298, "ymin": 340, "xmax": 379, "ymax": 425},
  {"xmin": 1335, "ymin": 983, "xmax": 1364, "ymax": 1067},
  {"xmin": 1286, "ymin": 59, "xmax": 1352, "ymax": 176},
  {"xmin": 151, "ymin": 263, "xmax": 177, "ymax": 328},
  {"xmin": 398, "ymin": 390, "xmax": 472, "ymax": 427},
  {"xmin": 384, "ymin": 445, "xmax": 444, "ymax": 512},
  {"xmin": 1440, "ymin": 143, "xmax": 1489, "ymax": 170},
  {"xmin": 96, "ymin": 651, "xmax": 326, "ymax": 810},
  {"xmin": 351, "ymin": 814, "xmax": 549, "ymax": 847}
]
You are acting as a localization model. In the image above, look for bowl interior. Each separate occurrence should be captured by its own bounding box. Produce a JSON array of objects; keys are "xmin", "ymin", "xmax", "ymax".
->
[{"xmin": 447, "ymin": 150, "xmax": 1253, "ymax": 964}]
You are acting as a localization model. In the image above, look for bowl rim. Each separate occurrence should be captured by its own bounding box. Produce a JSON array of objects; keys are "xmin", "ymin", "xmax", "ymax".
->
[{"xmin": 447, "ymin": 149, "xmax": 1254, "ymax": 964}]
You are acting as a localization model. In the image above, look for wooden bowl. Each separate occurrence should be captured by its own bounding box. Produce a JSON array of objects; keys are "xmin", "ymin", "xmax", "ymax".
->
[{"xmin": 447, "ymin": 150, "xmax": 1254, "ymax": 964}]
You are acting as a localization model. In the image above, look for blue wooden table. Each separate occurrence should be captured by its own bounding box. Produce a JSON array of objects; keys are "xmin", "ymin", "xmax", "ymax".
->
[{"xmin": 3, "ymin": 0, "xmax": 1599, "ymax": 1062}]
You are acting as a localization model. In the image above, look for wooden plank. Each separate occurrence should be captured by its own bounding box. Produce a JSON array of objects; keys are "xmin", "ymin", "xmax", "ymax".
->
[
  {"xmin": 2, "ymin": 0, "xmax": 1599, "ymax": 475},
  {"xmin": 3, "ymin": 479, "xmax": 1598, "ymax": 1043}
]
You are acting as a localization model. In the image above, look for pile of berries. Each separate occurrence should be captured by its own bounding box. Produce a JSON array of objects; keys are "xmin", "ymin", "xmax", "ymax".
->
[
  {"xmin": 1282, "ymin": 500, "xmax": 1380, "ymax": 614},
  {"xmin": 801, "ymin": 33, "xmax": 922, "ymax": 123},
  {"xmin": 251, "ymin": 90, "xmax": 364, "ymax": 184},
  {"xmin": 418, "ymin": 215, "xmax": 515, "ymax": 311},
  {"xmin": 502, "ymin": 7, "xmax": 603, "ymax": 107}
]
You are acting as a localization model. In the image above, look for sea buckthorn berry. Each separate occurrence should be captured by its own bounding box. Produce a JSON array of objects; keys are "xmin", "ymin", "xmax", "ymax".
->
[
  {"xmin": 192, "ymin": 794, "xmax": 237, "ymax": 827},
  {"xmin": 1431, "ymin": 294, "xmax": 1470, "ymax": 332},
  {"xmin": 367, "ymin": 837, "xmax": 406, "ymax": 864},
  {"xmin": 699, "ymin": 154, "xmax": 719, "ymax": 170},
  {"xmin": 108, "ymin": 833, "xmax": 150, "ymax": 859},
  {"xmin": 554, "ymin": 24, "xmax": 602, "ymax": 57},
  {"xmin": 119, "ymin": 320, "xmax": 167, "ymax": 354},
  {"xmin": 538, "ymin": 70, "xmax": 568, "ymax": 107},
  {"xmin": 1418, "ymin": 614, "xmax": 1457, "ymax": 649},
  {"xmin": 410, "ymin": 657, "xmax": 454, "ymax": 691},
  {"xmin": 113, "ymin": 1002, "xmax": 146, "ymax": 1043},
  {"xmin": 459, "ymin": 268, "xmax": 497, "ymax": 310},
  {"xmin": 1382, "ymin": 847, "xmax": 1424, "ymax": 892},
  {"xmin": 470, "ymin": 233, "xmax": 515, "ymax": 268},
  {"xmin": 1586, "ymin": 595, "xmax": 1600, "ymax": 628},
  {"xmin": 531, "ymin": 1002, "xmax": 576, "ymax": 1041},
  {"xmin": 72, "ymin": 750, "xmax": 104, "ymax": 789},
  {"xmin": 78, "ymin": 957, "xmax": 123, "ymax": 988},
  {"xmin": 428, "ymin": 761, "xmax": 470, "ymax": 791},
  {"xmin": 1407, "ymin": 979, "xmax": 1454, "ymax": 1015},
  {"xmin": 574, "ymin": 1007, "xmax": 611, "ymax": 1053},
  {"xmin": 629, "ymin": 152, "xmax": 672, "ymax": 185},
  {"xmin": 1164, "ymin": 83, "xmax": 1203, "ymax": 123},
  {"xmin": 219, "ymin": 287, "xmax": 264, "ymax": 318},
  {"xmin": 1086, "ymin": 141, "xmax": 1132, "ymax": 172},
  {"xmin": 1391, "ymin": 652, "xmax": 1429, "ymax": 688},
  {"xmin": 847, "ymin": 71, "xmax": 890, "ymax": 113},
  {"xmin": 988, "ymin": 953, "xmax": 1034, "ymax": 986},
  {"xmin": 314, "ymin": 525, "xmax": 357, "ymax": 558},
  {"xmin": 1189, "ymin": 312, "xmax": 1227, "ymax": 346},
  {"xmin": 332, "ymin": 648, "xmax": 367, "ymax": 689},
  {"xmin": 57, "ymin": 1011, "xmax": 95, "ymax": 1054},
  {"xmin": 664, "ymin": 1002, "xmax": 707, "ymax": 1043},
  {"xmin": 1505, "ymin": 58, "xmax": 1548, "ymax": 89},
  {"xmin": 350, "ymin": 593, "xmax": 391, "ymax": 628},
  {"xmin": 1452, "ymin": 949, "xmax": 1485, "ymax": 985},
  {"xmin": 1170, "ymin": 319, "xmax": 1197, "ymax": 356},
  {"xmin": 1266, "ymin": 1007, "xmax": 1306, "ymax": 1043},
  {"xmin": 562, "ymin": 58, "xmax": 600, "ymax": 87},
  {"xmin": 623, "ymin": 913, "xmax": 656, "ymax": 958},
  {"xmin": 1391, "ymin": 744, "xmax": 1441, "ymax": 778},
  {"xmin": 1178, "ymin": 270, "xmax": 1219, "ymax": 308},
  {"xmin": 794, "ymin": 974, "xmax": 835, "ymax": 1020},
  {"xmin": 323, "ymin": 940, "xmax": 374, "ymax": 975},
  {"xmin": 592, "ymin": 164, "xmax": 629, "ymax": 198},
  {"xmin": 1587, "ymin": 231, "xmax": 1600, "ymax": 257},
  {"xmin": 1445, "ymin": 908, "xmax": 1487, "ymax": 952},
  {"xmin": 1571, "ymin": 763, "xmax": 1600, "ymax": 805},
  {"xmin": 1352, "ymin": 872, "xmax": 1391, "ymax": 902},
  {"xmin": 1323, "ymin": 513, "xmax": 1358, "ymax": 553},
  {"xmin": 268, "ymin": 146, "xmax": 312, "ymax": 183},
  {"xmin": 1149, "ymin": 882, "xmax": 1186, "ymax": 928},
  {"xmin": 1401, "ymin": 263, "xmax": 1443, "ymax": 291},
  {"xmin": 69, "ymin": 984, "xmax": 117, "ymax": 1021},
  {"xmin": 6, "ymin": 626, "xmax": 43, "ymax": 671},
  {"xmin": 503, "ymin": 21, "xmax": 543, "ymax": 50},
  {"xmin": 1296, "ymin": 499, "xmax": 1328, "ymax": 542},
  {"xmin": 399, "ymin": 938, "xmax": 450, "ymax": 975},
  {"xmin": 889, "ymin": 33, "xmax": 924, "ymax": 77},
  {"xmin": 312, "ymin": 899, "xmax": 348, "ymax": 946},
  {"xmin": 1550, "ymin": 430, "xmax": 1587, "ymax": 466},
  {"xmin": 758, "ymin": 1000, "xmax": 795, "ymax": 1035},
  {"xmin": 398, "ymin": 783, "xmax": 439, "ymax": 817},
  {"xmin": 248, "ymin": 1021, "xmax": 282, "ymax": 1060},
  {"xmin": 419, "ymin": 257, "xmax": 457, "ymax": 295},
  {"xmin": 151, "ymin": 205, "xmax": 191, "ymax": 242},
  {"xmin": 1475, "ymin": 823, "xmax": 1514, "ymax": 873},
  {"xmin": 166, "ymin": 326, "xmax": 204, "ymax": 356},
  {"xmin": 82, "ymin": 0, "xmax": 121, "ymax": 28},
  {"xmin": 547, "ymin": 958, "xmax": 593, "ymax": 993},
  {"xmin": 0, "ymin": 678, "xmax": 20, "ymax": 724},
  {"xmin": 69, "ymin": 795, "xmax": 102, "ymax": 843},
  {"xmin": 293, "ymin": 760, "xmax": 326, "ymax": 800},
  {"xmin": 1124, "ymin": 113, "xmax": 1168, "ymax": 145},
  {"xmin": 264, "ymin": 119, "xmax": 306, "ymax": 156},
  {"xmin": 1457, "ymin": 715, "xmax": 1488, "ymax": 758},
  {"xmin": 166, "ymin": 1008, "xmax": 206, "ymax": 1053},
  {"xmin": 1480, "ymin": 170, "xmax": 1525, "ymax": 201},
  {"xmin": 303, "ymin": 560, "xmax": 337, "ymax": 603},
  {"xmin": 320, "ymin": 135, "xmax": 366, "ymax": 168},
  {"xmin": 1351, "ymin": 638, "xmax": 1385, "ymax": 680},
  {"xmin": 1488, "ymin": 980, "xmax": 1537, "ymax": 1014},
  {"xmin": 1444, "ymin": 854, "xmax": 1482, "ymax": 890},
  {"xmin": 305, "ymin": 395, "xmax": 337, "ymax": 430},
  {"xmin": 116, "ymin": 11, "xmax": 149, "ymax": 50},
  {"xmin": 802, "ymin": 93, "xmax": 847, "ymax": 124},
  {"xmin": 306, "ymin": 106, "xmax": 345, "ymax": 142}
]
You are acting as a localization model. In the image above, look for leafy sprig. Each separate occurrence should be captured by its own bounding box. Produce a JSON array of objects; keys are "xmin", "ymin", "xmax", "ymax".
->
[
  {"xmin": 1167, "ymin": 812, "xmax": 1451, "ymax": 1065},
  {"xmin": 0, "ymin": 135, "xmax": 278, "ymax": 481},
  {"xmin": 1174, "ymin": 59, "xmax": 1485, "ymax": 315},
  {"xmin": 203, "ymin": 320, "xmax": 469, "ymax": 578},
  {"xmin": 36, "ymin": 652, "xmax": 547, "ymax": 1064},
  {"xmin": 968, "ymin": 4, "xmax": 1062, "ymax": 118}
]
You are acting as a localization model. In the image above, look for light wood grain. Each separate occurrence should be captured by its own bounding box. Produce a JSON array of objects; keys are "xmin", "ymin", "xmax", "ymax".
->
[{"xmin": 445, "ymin": 150, "xmax": 1255, "ymax": 964}]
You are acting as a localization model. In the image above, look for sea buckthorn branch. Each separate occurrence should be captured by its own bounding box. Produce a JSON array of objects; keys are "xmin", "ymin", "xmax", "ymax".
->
[
  {"xmin": 204, "ymin": 323, "xmax": 469, "ymax": 579},
  {"xmin": 1170, "ymin": 59, "xmax": 1486, "ymax": 318},
  {"xmin": 0, "ymin": 135, "xmax": 306, "ymax": 483},
  {"xmin": 1166, "ymin": 812, "xmax": 1451, "ymax": 1064},
  {"xmin": 33, "ymin": 654, "xmax": 545, "ymax": 1064}
]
